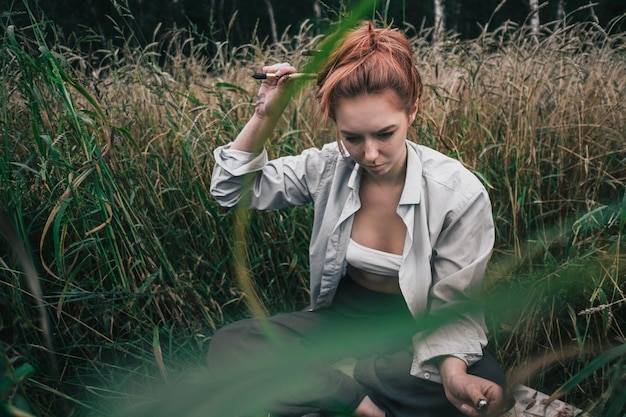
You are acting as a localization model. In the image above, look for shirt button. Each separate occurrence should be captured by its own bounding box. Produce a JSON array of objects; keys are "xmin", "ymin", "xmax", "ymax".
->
[{"xmin": 423, "ymin": 372, "xmax": 431, "ymax": 380}]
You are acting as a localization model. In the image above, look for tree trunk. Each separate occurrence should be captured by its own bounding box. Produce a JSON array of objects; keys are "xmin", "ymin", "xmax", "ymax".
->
[
  {"xmin": 529, "ymin": 0, "xmax": 540, "ymax": 37},
  {"xmin": 556, "ymin": 0, "xmax": 565, "ymax": 26},
  {"xmin": 264, "ymin": 0, "xmax": 279, "ymax": 44},
  {"xmin": 313, "ymin": 0, "xmax": 322, "ymax": 19},
  {"xmin": 434, "ymin": 0, "xmax": 445, "ymax": 44},
  {"xmin": 449, "ymin": 0, "xmax": 461, "ymax": 34}
]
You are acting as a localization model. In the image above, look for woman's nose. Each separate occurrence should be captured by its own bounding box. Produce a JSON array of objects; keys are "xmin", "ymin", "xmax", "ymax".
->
[{"xmin": 364, "ymin": 139, "xmax": 379, "ymax": 161}]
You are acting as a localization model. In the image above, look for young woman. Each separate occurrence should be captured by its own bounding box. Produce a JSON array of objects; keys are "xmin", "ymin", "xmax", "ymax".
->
[{"xmin": 208, "ymin": 21, "xmax": 506, "ymax": 417}]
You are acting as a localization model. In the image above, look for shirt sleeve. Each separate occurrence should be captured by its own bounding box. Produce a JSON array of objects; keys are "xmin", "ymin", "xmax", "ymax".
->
[
  {"xmin": 210, "ymin": 143, "xmax": 329, "ymax": 209},
  {"xmin": 411, "ymin": 188, "xmax": 494, "ymax": 381}
]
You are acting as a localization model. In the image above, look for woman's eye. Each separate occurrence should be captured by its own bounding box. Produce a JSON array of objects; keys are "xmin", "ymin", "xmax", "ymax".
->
[
  {"xmin": 344, "ymin": 136, "xmax": 362, "ymax": 143},
  {"xmin": 377, "ymin": 131, "xmax": 394, "ymax": 139}
]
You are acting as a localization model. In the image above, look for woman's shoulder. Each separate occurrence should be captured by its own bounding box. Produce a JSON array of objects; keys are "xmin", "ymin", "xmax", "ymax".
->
[
  {"xmin": 299, "ymin": 141, "xmax": 346, "ymax": 167},
  {"xmin": 409, "ymin": 142, "xmax": 486, "ymax": 195},
  {"xmin": 292, "ymin": 141, "xmax": 352, "ymax": 183},
  {"xmin": 313, "ymin": 141, "xmax": 342, "ymax": 157}
]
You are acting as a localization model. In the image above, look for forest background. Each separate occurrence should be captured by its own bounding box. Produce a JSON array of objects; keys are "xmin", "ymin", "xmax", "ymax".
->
[
  {"xmin": 5, "ymin": 0, "xmax": 626, "ymax": 47},
  {"xmin": 1, "ymin": 0, "xmax": 626, "ymax": 416}
]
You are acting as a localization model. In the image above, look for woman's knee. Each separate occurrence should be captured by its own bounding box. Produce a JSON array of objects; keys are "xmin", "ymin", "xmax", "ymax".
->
[
  {"xmin": 469, "ymin": 350, "xmax": 506, "ymax": 389},
  {"xmin": 206, "ymin": 318, "xmax": 261, "ymax": 365}
]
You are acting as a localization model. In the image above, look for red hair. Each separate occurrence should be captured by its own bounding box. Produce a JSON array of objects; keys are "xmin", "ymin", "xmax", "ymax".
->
[{"xmin": 316, "ymin": 21, "xmax": 423, "ymax": 121}]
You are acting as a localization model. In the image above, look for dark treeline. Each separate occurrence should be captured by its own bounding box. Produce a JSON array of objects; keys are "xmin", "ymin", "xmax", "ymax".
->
[{"xmin": 3, "ymin": 0, "xmax": 625, "ymax": 50}]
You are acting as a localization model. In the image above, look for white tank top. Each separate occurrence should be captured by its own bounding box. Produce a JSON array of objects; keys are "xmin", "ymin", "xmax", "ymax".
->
[{"xmin": 345, "ymin": 239, "xmax": 402, "ymax": 277}]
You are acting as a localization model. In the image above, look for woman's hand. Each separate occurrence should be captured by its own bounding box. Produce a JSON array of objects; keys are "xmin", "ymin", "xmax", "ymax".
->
[
  {"xmin": 230, "ymin": 62, "xmax": 296, "ymax": 153},
  {"xmin": 253, "ymin": 62, "xmax": 297, "ymax": 120},
  {"xmin": 439, "ymin": 356, "xmax": 504, "ymax": 417}
]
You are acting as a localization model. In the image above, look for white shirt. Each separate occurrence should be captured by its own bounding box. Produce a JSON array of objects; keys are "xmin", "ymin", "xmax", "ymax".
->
[{"xmin": 210, "ymin": 140, "xmax": 495, "ymax": 382}]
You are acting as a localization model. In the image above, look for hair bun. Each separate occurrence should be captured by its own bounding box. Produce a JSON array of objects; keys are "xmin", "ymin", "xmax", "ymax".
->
[
  {"xmin": 367, "ymin": 21, "xmax": 379, "ymax": 50},
  {"xmin": 316, "ymin": 21, "xmax": 423, "ymax": 121}
]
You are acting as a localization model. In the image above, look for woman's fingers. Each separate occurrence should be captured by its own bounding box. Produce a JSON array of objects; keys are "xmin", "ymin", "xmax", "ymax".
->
[{"xmin": 262, "ymin": 63, "xmax": 297, "ymax": 80}]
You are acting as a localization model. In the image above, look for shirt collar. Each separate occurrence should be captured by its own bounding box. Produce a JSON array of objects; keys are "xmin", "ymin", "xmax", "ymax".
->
[
  {"xmin": 348, "ymin": 162, "xmax": 361, "ymax": 189},
  {"xmin": 399, "ymin": 142, "xmax": 422, "ymax": 205}
]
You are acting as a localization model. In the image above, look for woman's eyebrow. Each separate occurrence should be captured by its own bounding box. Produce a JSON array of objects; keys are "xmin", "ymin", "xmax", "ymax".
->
[{"xmin": 339, "ymin": 125, "xmax": 397, "ymax": 136}]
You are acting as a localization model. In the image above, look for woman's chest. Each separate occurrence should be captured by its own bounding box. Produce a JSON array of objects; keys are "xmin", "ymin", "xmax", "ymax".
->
[{"xmin": 351, "ymin": 180, "xmax": 406, "ymax": 254}]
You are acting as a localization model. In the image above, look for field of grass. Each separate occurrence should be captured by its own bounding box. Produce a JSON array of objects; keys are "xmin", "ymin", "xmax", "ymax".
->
[{"xmin": 1, "ymin": 3, "xmax": 625, "ymax": 417}]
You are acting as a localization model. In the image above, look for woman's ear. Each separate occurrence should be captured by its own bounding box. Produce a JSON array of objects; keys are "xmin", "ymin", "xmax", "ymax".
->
[
  {"xmin": 408, "ymin": 100, "xmax": 419, "ymax": 123},
  {"xmin": 335, "ymin": 129, "xmax": 344, "ymax": 152}
]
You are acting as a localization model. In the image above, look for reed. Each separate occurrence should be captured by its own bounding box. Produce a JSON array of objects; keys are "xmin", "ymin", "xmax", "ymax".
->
[{"xmin": 0, "ymin": 2, "xmax": 624, "ymax": 416}]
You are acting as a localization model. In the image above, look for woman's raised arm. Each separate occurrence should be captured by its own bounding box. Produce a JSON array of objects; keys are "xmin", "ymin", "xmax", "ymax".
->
[{"xmin": 230, "ymin": 62, "xmax": 297, "ymax": 153}]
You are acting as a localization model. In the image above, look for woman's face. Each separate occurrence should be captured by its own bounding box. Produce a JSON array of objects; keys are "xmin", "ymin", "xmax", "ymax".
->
[{"xmin": 334, "ymin": 89, "xmax": 417, "ymax": 181}]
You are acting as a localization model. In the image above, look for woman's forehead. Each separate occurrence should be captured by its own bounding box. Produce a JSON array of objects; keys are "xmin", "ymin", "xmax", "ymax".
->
[{"xmin": 334, "ymin": 91, "xmax": 409, "ymax": 130}]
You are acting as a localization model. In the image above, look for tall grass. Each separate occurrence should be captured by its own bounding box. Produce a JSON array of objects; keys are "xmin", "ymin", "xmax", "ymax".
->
[{"xmin": 0, "ymin": 2, "xmax": 625, "ymax": 416}]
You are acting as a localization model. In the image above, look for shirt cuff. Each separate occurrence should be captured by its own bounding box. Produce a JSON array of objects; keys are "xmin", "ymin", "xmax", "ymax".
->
[
  {"xmin": 410, "ymin": 325, "xmax": 485, "ymax": 381},
  {"xmin": 213, "ymin": 144, "xmax": 268, "ymax": 176}
]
